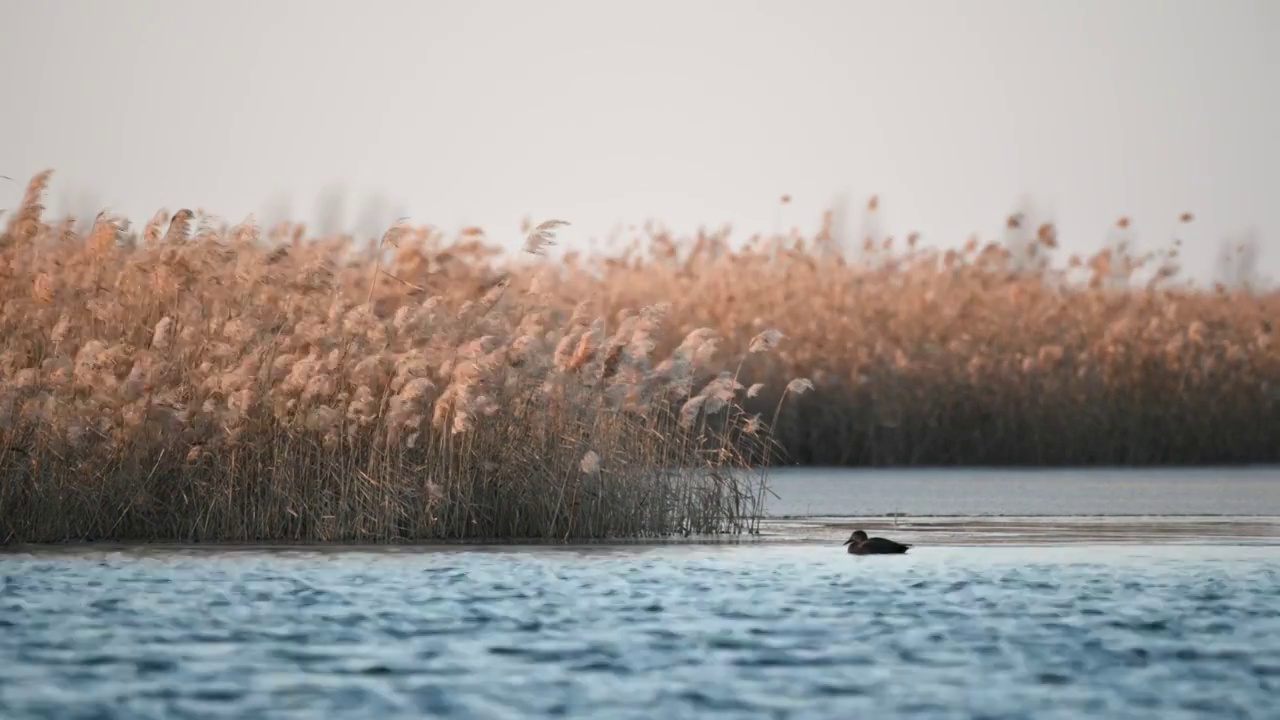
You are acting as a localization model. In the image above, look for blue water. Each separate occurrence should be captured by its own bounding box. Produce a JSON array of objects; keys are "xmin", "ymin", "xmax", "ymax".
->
[{"xmin": 3, "ymin": 543, "xmax": 1278, "ymax": 719}]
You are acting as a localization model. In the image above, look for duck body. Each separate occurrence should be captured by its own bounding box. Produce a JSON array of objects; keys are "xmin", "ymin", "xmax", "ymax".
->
[{"xmin": 843, "ymin": 529, "xmax": 911, "ymax": 555}]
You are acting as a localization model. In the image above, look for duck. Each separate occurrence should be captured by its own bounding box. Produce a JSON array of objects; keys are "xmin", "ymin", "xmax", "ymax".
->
[{"xmin": 843, "ymin": 529, "xmax": 911, "ymax": 555}]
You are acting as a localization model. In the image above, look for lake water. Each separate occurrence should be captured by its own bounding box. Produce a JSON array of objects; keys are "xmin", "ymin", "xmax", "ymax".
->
[
  {"xmin": 3, "ymin": 468, "xmax": 1279, "ymax": 719},
  {"xmin": 764, "ymin": 466, "xmax": 1280, "ymax": 518}
]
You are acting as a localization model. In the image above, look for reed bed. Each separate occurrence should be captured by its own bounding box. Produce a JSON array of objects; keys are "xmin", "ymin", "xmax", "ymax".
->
[
  {"xmin": 547, "ymin": 209, "xmax": 1279, "ymax": 467},
  {"xmin": 0, "ymin": 172, "xmax": 793, "ymax": 543},
  {"xmin": 2, "ymin": 172, "xmax": 1277, "ymax": 543}
]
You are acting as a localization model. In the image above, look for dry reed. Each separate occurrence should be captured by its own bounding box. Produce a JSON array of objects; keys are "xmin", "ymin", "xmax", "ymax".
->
[
  {"xmin": 546, "ymin": 206, "xmax": 1279, "ymax": 467},
  {"xmin": 3, "ymin": 172, "xmax": 1278, "ymax": 544},
  {"xmin": 0, "ymin": 172, "xmax": 796, "ymax": 543}
]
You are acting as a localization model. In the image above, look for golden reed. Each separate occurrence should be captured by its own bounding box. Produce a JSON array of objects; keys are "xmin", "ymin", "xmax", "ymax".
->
[
  {"xmin": 0, "ymin": 172, "xmax": 799, "ymax": 543},
  {"xmin": 1, "ymin": 171, "xmax": 1276, "ymax": 541}
]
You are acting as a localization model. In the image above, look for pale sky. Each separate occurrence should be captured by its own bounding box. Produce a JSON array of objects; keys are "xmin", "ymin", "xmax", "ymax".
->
[{"xmin": 2, "ymin": 0, "xmax": 1277, "ymax": 283}]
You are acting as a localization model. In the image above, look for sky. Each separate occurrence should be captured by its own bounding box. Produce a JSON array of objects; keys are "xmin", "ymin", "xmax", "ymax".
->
[{"xmin": 2, "ymin": 0, "xmax": 1277, "ymax": 283}]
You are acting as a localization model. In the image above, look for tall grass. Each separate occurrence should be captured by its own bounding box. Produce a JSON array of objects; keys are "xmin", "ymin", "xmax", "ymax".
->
[
  {"xmin": 2, "ymin": 172, "xmax": 1277, "ymax": 545},
  {"xmin": 553, "ymin": 207, "xmax": 1279, "ymax": 466},
  {"xmin": 0, "ymin": 172, "xmax": 795, "ymax": 543}
]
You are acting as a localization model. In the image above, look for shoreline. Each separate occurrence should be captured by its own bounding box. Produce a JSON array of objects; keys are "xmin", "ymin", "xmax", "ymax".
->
[
  {"xmin": 771, "ymin": 515, "xmax": 1280, "ymax": 545},
  {"xmin": 4, "ymin": 515, "xmax": 1279, "ymax": 554}
]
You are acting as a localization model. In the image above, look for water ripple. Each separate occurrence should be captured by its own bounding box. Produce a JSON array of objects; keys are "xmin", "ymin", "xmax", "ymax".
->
[{"xmin": 0, "ymin": 544, "xmax": 1277, "ymax": 719}]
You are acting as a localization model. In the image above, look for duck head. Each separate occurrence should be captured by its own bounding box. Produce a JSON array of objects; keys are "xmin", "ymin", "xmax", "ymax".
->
[{"xmin": 842, "ymin": 530, "xmax": 869, "ymax": 546}]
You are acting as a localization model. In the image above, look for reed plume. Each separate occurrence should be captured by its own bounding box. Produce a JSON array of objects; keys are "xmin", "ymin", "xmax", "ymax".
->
[{"xmin": 0, "ymin": 174, "xmax": 796, "ymax": 544}]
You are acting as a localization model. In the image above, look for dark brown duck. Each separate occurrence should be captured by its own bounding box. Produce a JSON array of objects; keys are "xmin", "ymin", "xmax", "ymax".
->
[{"xmin": 843, "ymin": 529, "xmax": 911, "ymax": 555}]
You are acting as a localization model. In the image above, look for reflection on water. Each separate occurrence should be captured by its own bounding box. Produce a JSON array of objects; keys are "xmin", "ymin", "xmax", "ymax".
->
[
  {"xmin": 765, "ymin": 515, "xmax": 1280, "ymax": 548},
  {"xmin": 3, "ymin": 544, "xmax": 1278, "ymax": 719}
]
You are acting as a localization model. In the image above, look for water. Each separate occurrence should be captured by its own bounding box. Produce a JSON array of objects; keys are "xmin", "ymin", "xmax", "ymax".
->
[
  {"xmin": 3, "ymin": 469, "xmax": 1280, "ymax": 719},
  {"xmin": 765, "ymin": 466, "xmax": 1280, "ymax": 517}
]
